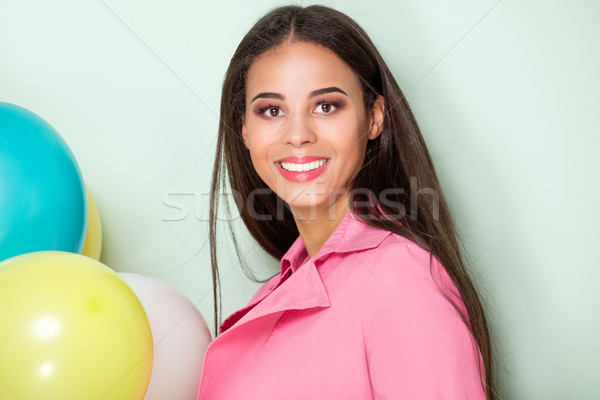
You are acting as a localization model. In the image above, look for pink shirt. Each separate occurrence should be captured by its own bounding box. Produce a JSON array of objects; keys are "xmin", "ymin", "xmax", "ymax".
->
[{"xmin": 197, "ymin": 211, "xmax": 486, "ymax": 399}]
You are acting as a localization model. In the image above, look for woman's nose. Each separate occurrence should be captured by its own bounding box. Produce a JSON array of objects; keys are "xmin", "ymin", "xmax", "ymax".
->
[{"xmin": 281, "ymin": 113, "xmax": 317, "ymax": 146}]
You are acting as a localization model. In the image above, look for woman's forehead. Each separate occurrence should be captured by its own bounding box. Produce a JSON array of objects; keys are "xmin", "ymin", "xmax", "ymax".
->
[{"xmin": 246, "ymin": 42, "xmax": 361, "ymax": 99}]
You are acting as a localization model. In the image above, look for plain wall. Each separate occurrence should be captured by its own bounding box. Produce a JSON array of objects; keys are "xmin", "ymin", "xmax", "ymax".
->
[{"xmin": 1, "ymin": 0, "xmax": 598, "ymax": 398}]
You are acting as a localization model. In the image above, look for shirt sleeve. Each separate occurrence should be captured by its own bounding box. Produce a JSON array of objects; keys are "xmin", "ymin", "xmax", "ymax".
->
[{"xmin": 360, "ymin": 238, "xmax": 486, "ymax": 399}]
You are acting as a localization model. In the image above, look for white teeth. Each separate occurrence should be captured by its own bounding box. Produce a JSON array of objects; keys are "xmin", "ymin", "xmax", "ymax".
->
[{"xmin": 280, "ymin": 159, "xmax": 327, "ymax": 172}]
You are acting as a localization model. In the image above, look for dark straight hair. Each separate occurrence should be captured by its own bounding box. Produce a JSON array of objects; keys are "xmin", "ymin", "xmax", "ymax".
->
[{"xmin": 209, "ymin": 5, "xmax": 496, "ymax": 398}]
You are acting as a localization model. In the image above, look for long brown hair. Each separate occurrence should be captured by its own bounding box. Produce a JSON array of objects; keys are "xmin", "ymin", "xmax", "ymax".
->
[{"xmin": 209, "ymin": 5, "xmax": 496, "ymax": 398}]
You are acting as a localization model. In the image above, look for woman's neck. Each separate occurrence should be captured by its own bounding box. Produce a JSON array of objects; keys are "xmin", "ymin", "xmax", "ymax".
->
[{"xmin": 291, "ymin": 198, "xmax": 349, "ymax": 258}]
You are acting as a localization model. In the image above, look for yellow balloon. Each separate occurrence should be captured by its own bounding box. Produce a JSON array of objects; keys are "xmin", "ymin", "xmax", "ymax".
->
[
  {"xmin": 0, "ymin": 251, "xmax": 153, "ymax": 400},
  {"xmin": 81, "ymin": 185, "xmax": 102, "ymax": 260}
]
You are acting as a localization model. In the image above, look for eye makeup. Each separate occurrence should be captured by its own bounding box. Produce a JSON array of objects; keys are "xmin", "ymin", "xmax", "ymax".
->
[{"xmin": 255, "ymin": 97, "xmax": 345, "ymax": 119}]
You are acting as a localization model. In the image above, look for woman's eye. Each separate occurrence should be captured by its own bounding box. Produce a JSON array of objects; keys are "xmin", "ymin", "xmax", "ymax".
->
[
  {"xmin": 261, "ymin": 106, "xmax": 284, "ymax": 118},
  {"xmin": 314, "ymin": 101, "xmax": 340, "ymax": 114}
]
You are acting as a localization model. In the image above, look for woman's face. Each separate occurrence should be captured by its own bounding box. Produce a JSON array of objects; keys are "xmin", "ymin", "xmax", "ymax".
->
[{"xmin": 242, "ymin": 41, "xmax": 383, "ymax": 219}]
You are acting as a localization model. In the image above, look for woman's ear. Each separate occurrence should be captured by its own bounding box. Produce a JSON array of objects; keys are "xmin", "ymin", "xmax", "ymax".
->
[
  {"xmin": 241, "ymin": 115, "xmax": 249, "ymax": 148},
  {"xmin": 368, "ymin": 95, "xmax": 385, "ymax": 140}
]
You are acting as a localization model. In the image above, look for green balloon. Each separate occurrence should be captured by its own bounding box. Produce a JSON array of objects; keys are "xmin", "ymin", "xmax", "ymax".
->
[{"xmin": 0, "ymin": 102, "xmax": 87, "ymax": 262}]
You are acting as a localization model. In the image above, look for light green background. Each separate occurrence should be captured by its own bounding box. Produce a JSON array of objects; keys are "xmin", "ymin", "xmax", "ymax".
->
[{"xmin": 1, "ymin": 1, "xmax": 598, "ymax": 398}]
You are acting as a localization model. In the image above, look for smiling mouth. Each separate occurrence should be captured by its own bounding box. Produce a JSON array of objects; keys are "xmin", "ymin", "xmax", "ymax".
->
[{"xmin": 277, "ymin": 159, "xmax": 329, "ymax": 172}]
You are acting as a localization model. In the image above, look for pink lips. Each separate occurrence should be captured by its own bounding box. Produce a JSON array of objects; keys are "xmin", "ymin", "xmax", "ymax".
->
[{"xmin": 275, "ymin": 156, "xmax": 329, "ymax": 183}]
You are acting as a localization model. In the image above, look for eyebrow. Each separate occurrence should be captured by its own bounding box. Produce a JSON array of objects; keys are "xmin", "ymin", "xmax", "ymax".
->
[{"xmin": 250, "ymin": 86, "xmax": 348, "ymax": 104}]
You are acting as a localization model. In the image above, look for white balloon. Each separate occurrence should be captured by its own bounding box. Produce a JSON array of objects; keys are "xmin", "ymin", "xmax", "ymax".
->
[{"xmin": 120, "ymin": 273, "xmax": 212, "ymax": 400}]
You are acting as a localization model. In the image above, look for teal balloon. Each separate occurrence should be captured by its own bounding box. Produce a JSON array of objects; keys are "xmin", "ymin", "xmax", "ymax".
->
[{"xmin": 0, "ymin": 103, "xmax": 87, "ymax": 262}]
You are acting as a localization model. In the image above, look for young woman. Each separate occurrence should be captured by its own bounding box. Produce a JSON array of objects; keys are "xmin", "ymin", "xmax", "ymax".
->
[{"xmin": 199, "ymin": 5, "xmax": 495, "ymax": 399}]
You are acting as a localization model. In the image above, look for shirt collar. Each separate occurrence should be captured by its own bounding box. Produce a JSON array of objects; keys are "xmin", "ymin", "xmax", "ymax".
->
[{"xmin": 280, "ymin": 210, "xmax": 393, "ymax": 275}]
